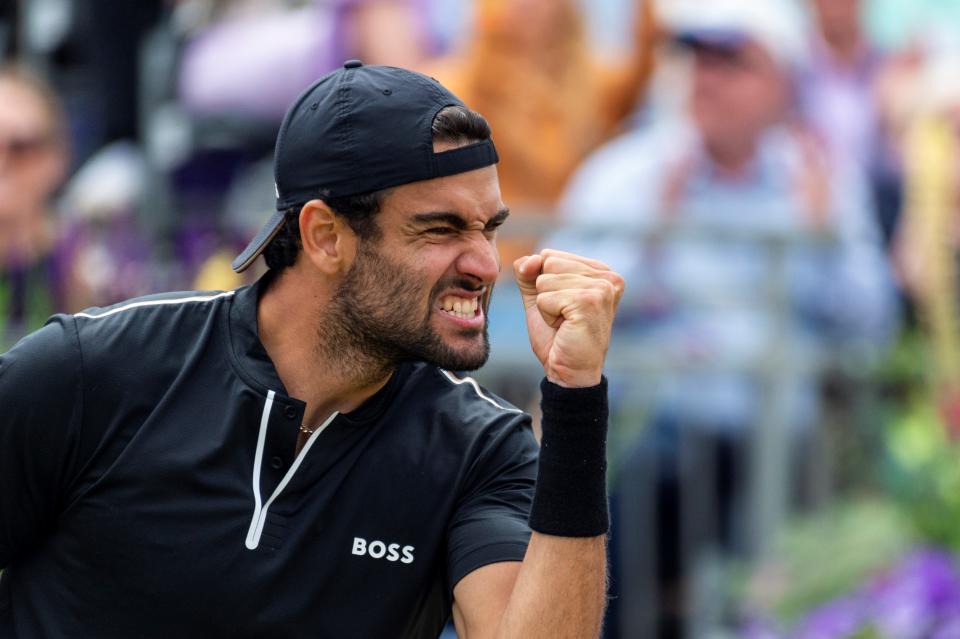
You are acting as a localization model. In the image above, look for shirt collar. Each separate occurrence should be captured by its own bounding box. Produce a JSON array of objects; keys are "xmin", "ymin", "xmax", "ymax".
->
[
  {"xmin": 227, "ymin": 271, "xmax": 410, "ymax": 424},
  {"xmin": 229, "ymin": 271, "xmax": 288, "ymax": 395}
]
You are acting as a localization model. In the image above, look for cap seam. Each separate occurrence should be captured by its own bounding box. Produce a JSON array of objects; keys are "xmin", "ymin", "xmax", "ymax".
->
[{"xmin": 336, "ymin": 70, "xmax": 358, "ymax": 196}]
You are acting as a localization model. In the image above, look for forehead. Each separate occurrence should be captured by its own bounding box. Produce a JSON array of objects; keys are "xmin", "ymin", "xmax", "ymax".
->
[
  {"xmin": 377, "ymin": 163, "xmax": 504, "ymax": 227},
  {"xmin": 812, "ymin": 0, "xmax": 858, "ymax": 12},
  {"xmin": 0, "ymin": 79, "xmax": 55, "ymax": 135}
]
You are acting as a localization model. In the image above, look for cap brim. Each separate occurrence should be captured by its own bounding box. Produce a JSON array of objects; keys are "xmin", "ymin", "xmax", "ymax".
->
[
  {"xmin": 674, "ymin": 29, "xmax": 750, "ymax": 52},
  {"xmin": 232, "ymin": 209, "xmax": 286, "ymax": 273}
]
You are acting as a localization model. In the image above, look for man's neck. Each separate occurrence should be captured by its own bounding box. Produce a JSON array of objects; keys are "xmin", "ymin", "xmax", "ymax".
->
[
  {"xmin": 703, "ymin": 138, "xmax": 759, "ymax": 180},
  {"xmin": 823, "ymin": 30, "xmax": 866, "ymax": 67},
  {"xmin": 257, "ymin": 268, "xmax": 394, "ymax": 429}
]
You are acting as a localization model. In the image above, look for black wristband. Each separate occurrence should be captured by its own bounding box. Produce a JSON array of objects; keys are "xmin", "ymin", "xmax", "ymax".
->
[{"xmin": 528, "ymin": 377, "xmax": 609, "ymax": 537}]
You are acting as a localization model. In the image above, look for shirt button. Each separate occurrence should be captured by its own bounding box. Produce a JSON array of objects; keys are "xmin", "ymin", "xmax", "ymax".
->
[
  {"xmin": 284, "ymin": 405, "xmax": 297, "ymax": 420},
  {"xmin": 270, "ymin": 456, "xmax": 284, "ymax": 470}
]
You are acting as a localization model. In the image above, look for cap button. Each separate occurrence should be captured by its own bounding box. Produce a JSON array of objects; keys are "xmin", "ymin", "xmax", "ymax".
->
[{"xmin": 343, "ymin": 59, "xmax": 363, "ymax": 69}]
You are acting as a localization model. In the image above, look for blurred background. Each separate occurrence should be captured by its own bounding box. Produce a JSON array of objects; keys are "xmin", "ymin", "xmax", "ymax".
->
[{"xmin": 4, "ymin": 0, "xmax": 960, "ymax": 636}]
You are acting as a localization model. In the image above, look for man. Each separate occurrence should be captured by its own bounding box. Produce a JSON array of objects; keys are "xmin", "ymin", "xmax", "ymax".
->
[
  {"xmin": 801, "ymin": 0, "xmax": 884, "ymax": 172},
  {"xmin": 799, "ymin": 0, "xmax": 901, "ymax": 246},
  {"xmin": 551, "ymin": 1, "xmax": 896, "ymax": 635},
  {"xmin": 0, "ymin": 62, "xmax": 623, "ymax": 638},
  {"xmin": 0, "ymin": 65, "xmax": 70, "ymax": 348}
]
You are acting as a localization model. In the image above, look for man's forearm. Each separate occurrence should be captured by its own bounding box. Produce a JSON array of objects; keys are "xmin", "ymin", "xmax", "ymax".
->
[
  {"xmin": 494, "ymin": 378, "xmax": 610, "ymax": 638},
  {"xmin": 456, "ymin": 252, "xmax": 622, "ymax": 638},
  {"xmin": 494, "ymin": 533, "xmax": 607, "ymax": 639}
]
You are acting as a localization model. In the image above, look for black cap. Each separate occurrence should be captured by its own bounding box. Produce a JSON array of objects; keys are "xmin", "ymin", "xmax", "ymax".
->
[{"xmin": 232, "ymin": 60, "xmax": 500, "ymax": 273}]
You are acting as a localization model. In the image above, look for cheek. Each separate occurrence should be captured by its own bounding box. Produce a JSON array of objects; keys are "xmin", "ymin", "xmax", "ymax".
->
[
  {"xmin": 0, "ymin": 166, "xmax": 48, "ymax": 210},
  {"xmin": 691, "ymin": 88, "xmax": 732, "ymax": 129},
  {"xmin": 419, "ymin": 244, "xmax": 462, "ymax": 275},
  {"xmin": 692, "ymin": 73, "xmax": 735, "ymax": 112},
  {"xmin": 700, "ymin": 77, "xmax": 770, "ymax": 119},
  {"xmin": 388, "ymin": 256, "xmax": 440, "ymax": 304}
]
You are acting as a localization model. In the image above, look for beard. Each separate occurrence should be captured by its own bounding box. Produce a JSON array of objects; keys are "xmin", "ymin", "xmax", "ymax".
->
[{"xmin": 317, "ymin": 241, "xmax": 491, "ymax": 378}]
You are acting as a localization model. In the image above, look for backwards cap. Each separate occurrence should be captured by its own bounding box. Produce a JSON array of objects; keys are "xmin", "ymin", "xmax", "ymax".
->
[{"xmin": 232, "ymin": 60, "xmax": 499, "ymax": 273}]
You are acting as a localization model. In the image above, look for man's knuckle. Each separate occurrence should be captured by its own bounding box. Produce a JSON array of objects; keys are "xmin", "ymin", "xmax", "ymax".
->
[
  {"xmin": 541, "ymin": 248, "xmax": 559, "ymax": 261},
  {"xmin": 582, "ymin": 289, "xmax": 605, "ymax": 306},
  {"xmin": 593, "ymin": 280, "xmax": 616, "ymax": 297}
]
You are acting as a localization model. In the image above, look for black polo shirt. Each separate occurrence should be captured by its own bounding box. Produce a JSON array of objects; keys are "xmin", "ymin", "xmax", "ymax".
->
[{"xmin": 0, "ymin": 277, "xmax": 537, "ymax": 638}]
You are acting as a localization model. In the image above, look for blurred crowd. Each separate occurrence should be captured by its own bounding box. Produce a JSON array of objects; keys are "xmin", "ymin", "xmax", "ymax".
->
[{"xmin": 5, "ymin": 0, "xmax": 960, "ymax": 636}]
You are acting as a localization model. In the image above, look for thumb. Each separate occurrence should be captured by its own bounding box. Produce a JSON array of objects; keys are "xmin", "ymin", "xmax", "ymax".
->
[{"xmin": 513, "ymin": 254, "xmax": 542, "ymax": 309}]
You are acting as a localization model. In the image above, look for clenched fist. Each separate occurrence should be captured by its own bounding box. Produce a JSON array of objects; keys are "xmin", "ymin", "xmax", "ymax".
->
[{"xmin": 514, "ymin": 249, "xmax": 624, "ymax": 388}]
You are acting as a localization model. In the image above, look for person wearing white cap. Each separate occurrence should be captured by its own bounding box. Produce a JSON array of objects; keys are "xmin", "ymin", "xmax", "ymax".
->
[
  {"xmin": 660, "ymin": 0, "xmax": 808, "ymax": 70},
  {"xmin": 550, "ymin": 0, "xmax": 898, "ymax": 634}
]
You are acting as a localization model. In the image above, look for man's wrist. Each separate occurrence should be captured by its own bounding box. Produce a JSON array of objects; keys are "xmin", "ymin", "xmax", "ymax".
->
[
  {"xmin": 545, "ymin": 369, "xmax": 603, "ymax": 389},
  {"xmin": 528, "ymin": 377, "xmax": 609, "ymax": 537}
]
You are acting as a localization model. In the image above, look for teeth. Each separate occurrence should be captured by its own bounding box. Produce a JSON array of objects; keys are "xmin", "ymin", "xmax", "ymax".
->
[{"xmin": 439, "ymin": 295, "xmax": 479, "ymax": 319}]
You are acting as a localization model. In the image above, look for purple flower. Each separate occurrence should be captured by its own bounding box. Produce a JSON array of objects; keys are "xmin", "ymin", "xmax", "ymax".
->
[
  {"xmin": 741, "ymin": 547, "xmax": 960, "ymax": 638},
  {"xmin": 793, "ymin": 596, "xmax": 867, "ymax": 639},
  {"xmin": 867, "ymin": 550, "xmax": 960, "ymax": 638}
]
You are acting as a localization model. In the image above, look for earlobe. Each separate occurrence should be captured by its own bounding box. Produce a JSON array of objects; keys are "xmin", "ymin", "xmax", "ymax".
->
[{"xmin": 299, "ymin": 200, "xmax": 354, "ymax": 274}]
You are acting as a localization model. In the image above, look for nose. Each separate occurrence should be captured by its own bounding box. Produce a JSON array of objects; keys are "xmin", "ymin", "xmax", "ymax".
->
[{"xmin": 456, "ymin": 233, "xmax": 501, "ymax": 286}]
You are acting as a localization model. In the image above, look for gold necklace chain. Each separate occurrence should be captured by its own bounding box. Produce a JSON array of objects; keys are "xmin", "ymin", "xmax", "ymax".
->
[{"xmin": 300, "ymin": 423, "xmax": 313, "ymax": 434}]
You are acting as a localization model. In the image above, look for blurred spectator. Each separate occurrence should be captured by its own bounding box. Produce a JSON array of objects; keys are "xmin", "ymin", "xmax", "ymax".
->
[
  {"xmin": 15, "ymin": 0, "xmax": 165, "ymax": 167},
  {"xmin": 169, "ymin": 0, "xmax": 434, "ymax": 290},
  {"xmin": 800, "ymin": 0, "xmax": 880, "ymax": 170},
  {"xmin": 798, "ymin": 0, "xmax": 902, "ymax": 246},
  {"xmin": 59, "ymin": 140, "xmax": 159, "ymax": 306},
  {"xmin": 179, "ymin": 0, "xmax": 431, "ymax": 124},
  {"xmin": 893, "ymin": 47, "xmax": 960, "ymax": 438},
  {"xmin": 427, "ymin": 0, "xmax": 657, "ymax": 205},
  {"xmin": 0, "ymin": 64, "xmax": 158, "ymax": 350},
  {"xmin": 551, "ymin": 0, "xmax": 897, "ymax": 635},
  {"xmin": 0, "ymin": 64, "xmax": 74, "ymax": 348},
  {"xmin": 424, "ymin": 0, "xmax": 659, "ymax": 268},
  {"xmin": 74, "ymin": 0, "xmax": 165, "ymax": 156}
]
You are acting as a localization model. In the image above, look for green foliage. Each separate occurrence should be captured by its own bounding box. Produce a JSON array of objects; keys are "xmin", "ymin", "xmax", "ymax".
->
[
  {"xmin": 735, "ymin": 500, "xmax": 914, "ymax": 623},
  {"xmin": 872, "ymin": 329, "xmax": 960, "ymax": 552},
  {"xmin": 731, "ymin": 331, "xmax": 960, "ymax": 630},
  {"xmin": 884, "ymin": 398, "xmax": 960, "ymax": 552}
]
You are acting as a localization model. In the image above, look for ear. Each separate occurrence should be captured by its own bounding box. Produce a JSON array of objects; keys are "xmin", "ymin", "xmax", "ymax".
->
[{"xmin": 298, "ymin": 199, "xmax": 356, "ymax": 274}]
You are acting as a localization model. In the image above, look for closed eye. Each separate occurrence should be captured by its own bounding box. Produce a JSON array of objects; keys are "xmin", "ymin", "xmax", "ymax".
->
[
  {"xmin": 484, "ymin": 219, "xmax": 506, "ymax": 233},
  {"xmin": 410, "ymin": 208, "xmax": 509, "ymax": 238},
  {"xmin": 483, "ymin": 209, "xmax": 510, "ymax": 236}
]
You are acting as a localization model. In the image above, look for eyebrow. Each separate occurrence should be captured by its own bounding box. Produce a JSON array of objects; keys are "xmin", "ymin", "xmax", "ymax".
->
[{"xmin": 410, "ymin": 208, "xmax": 510, "ymax": 230}]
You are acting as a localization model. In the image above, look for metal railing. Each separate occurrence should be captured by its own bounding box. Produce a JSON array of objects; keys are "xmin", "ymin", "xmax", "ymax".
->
[{"xmin": 475, "ymin": 216, "xmax": 880, "ymax": 638}]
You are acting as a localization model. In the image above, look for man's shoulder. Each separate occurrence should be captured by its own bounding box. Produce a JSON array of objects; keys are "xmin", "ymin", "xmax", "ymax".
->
[
  {"xmin": 69, "ymin": 288, "xmax": 238, "ymax": 369},
  {"xmin": 397, "ymin": 365, "xmax": 537, "ymax": 478},
  {"xmin": 590, "ymin": 117, "xmax": 690, "ymax": 166},
  {"xmin": 0, "ymin": 314, "xmax": 80, "ymax": 396},
  {"xmin": 404, "ymin": 363, "xmax": 529, "ymax": 426},
  {"xmin": 73, "ymin": 289, "xmax": 236, "ymax": 324},
  {"xmin": 561, "ymin": 118, "xmax": 694, "ymax": 221}
]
